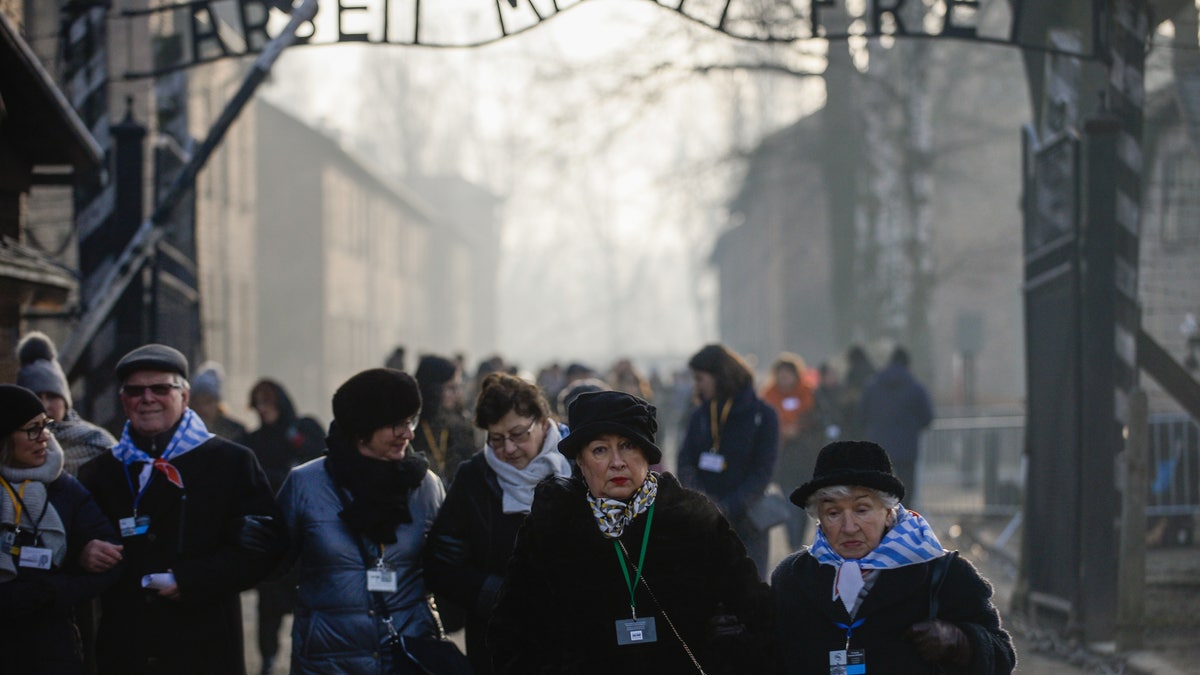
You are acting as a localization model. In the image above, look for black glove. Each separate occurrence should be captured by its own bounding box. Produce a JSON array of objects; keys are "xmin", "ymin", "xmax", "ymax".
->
[
  {"xmin": 707, "ymin": 603, "xmax": 746, "ymax": 640},
  {"xmin": 905, "ymin": 619, "xmax": 971, "ymax": 666},
  {"xmin": 430, "ymin": 535, "xmax": 470, "ymax": 566},
  {"xmin": 233, "ymin": 515, "xmax": 276, "ymax": 554}
]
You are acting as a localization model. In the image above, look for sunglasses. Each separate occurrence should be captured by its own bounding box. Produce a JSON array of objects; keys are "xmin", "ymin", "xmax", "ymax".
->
[{"xmin": 121, "ymin": 383, "xmax": 183, "ymax": 398}]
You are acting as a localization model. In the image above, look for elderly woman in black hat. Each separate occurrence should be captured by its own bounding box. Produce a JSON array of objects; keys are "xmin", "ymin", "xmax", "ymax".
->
[
  {"xmin": 0, "ymin": 384, "xmax": 122, "ymax": 674},
  {"xmin": 771, "ymin": 440, "xmax": 1016, "ymax": 674},
  {"xmin": 276, "ymin": 368, "xmax": 447, "ymax": 674},
  {"xmin": 488, "ymin": 390, "xmax": 777, "ymax": 674}
]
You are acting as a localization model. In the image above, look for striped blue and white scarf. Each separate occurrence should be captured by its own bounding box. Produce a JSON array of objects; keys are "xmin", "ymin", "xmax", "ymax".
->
[
  {"xmin": 111, "ymin": 408, "xmax": 213, "ymax": 490},
  {"xmin": 810, "ymin": 506, "xmax": 945, "ymax": 613}
]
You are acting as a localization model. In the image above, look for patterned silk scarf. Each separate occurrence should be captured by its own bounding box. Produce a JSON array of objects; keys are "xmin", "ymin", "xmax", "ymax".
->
[
  {"xmin": 810, "ymin": 506, "xmax": 945, "ymax": 613},
  {"xmin": 111, "ymin": 408, "xmax": 213, "ymax": 490},
  {"xmin": 588, "ymin": 471, "xmax": 659, "ymax": 539}
]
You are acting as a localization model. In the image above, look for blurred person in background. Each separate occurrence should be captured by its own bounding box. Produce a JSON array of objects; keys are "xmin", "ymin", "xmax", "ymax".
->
[
  {"xmin": 489, "ymin": 390, "xmax": 778, "ymax": 674},
  {"xmin": 857, "ymin": 346, "xmax": 934, "ymax": 511},
  {"xmin": 424, "ymin": 372, "xmax": 570, "ymax": 674},
  {"xmin": 0, "ymin": 384, "xmax": 123, "ymax": 674},
  {"xmin": 277, "ymin": 368, "xmax": 446, "ymax": 673},
  {"xmin": 839, "ymin": 345, "xmax": 877, "ymax": 440},
  {"xmin": 608, "ymin": 358, "xmax": 654, "ymax": 401},
  {"xmin": 760, "ymin": 353, "xmax": 818, "ymax": 549},
  {"xmin": 677, "ymin": 343, "xmax": 779, "ymax": 579},
  {"xmin": 189, "ymin": 362, "xmax": 248, "ymax": 442},
  {"xmin": 242, "ymin": 378, "xmax": 325, "ymax": 674},
  {"xmin": 412, "ymin": 355, "xmax": 476, "ymax": 487},
  {"xmin": 16, "ymin": 332, "xmax": 115, "ymax": 476}
]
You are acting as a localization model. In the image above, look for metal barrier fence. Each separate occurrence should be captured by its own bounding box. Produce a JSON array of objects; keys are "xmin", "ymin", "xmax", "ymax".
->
[{"xmin": 917, "ymin": 412, "xmax": 1200, "ymax": 523}]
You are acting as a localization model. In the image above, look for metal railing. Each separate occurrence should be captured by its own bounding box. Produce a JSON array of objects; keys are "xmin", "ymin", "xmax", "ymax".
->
[{"xmin": 917, "ymin": 412, "xmax": 1200, "ymax": 520}]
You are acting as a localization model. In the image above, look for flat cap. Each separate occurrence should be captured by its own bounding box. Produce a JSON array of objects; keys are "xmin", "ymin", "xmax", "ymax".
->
[{"xmin": 116, "ymin": 344, "xmax": 190, "ymax": 382}]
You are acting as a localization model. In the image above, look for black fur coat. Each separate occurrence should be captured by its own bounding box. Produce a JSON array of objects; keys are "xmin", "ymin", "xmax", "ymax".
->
[{"xmin": 488, "ymin": 472, "xmax": 778, "ymax": 674}]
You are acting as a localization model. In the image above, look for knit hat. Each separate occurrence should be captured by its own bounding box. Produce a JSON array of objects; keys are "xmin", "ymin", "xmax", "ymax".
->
[
  {"xmin": 414, "ymin": 355, "xmax": 457, "ymax": 387},
  {"xmin": 332, "ymin": 368, "xmax": 422, "ymax": 439},
  {"xmin": 790, "ymin": 440, "xmax": 906, "ymax": 508},
  {"xmin": 16, "ymin": 332, "xmax": 71, "ymax": 409},
  {"xmin": 0, "ymin": 385, "xmax": 47, "ymax": 437},
  {"xmin": 191, "ymin": 361, "xmax": 225, "ymax": 399},
  {"xmin": 115, "ymin": 344, "xmax": 189, "ymax": 382},
  {"xmin": 558, "ymin": 390, "xmax": 661, "ymax": 464}
]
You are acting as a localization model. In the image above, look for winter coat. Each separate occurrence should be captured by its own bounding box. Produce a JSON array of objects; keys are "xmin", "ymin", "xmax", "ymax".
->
[
  {"xmin": 0, "ymin": 472, "xmax": 122, "ymax": 674},
  {"xmin": 488, "ymin": 472, "xmax": 779, "ymax": 674},
  {"xmin": 78, "ymin": 434, "xmax": 286, "ymax": 675},
  {"xmin": 677, "ymin": 385, "xmax": 779, "ymax": 523},
  {"xmin": 423, "ymin": 451, "xmax": 526, "ymax": 674},
  {"xmin": 277, "ymin": 456, "xmax": 445, "ymax": 675},
  {"xmin": 857, "ymin": 364, "xmax": 934, "ymax": 463},
  {"xmin": 771, "ymin": 550, "xmax": 1016, "ymax": 674}
]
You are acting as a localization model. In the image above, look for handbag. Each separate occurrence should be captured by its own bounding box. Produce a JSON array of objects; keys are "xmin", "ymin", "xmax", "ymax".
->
[{"xmin": 746, "ymin": 488, "xmax": 792, "ymax": 531}]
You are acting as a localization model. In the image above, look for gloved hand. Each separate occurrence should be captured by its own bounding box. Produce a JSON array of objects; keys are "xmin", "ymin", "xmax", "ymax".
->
[
  {"xmin": 232, "ymin": 515, "xmax": 276, "ymax": 554},
  {"xmin": 707, "ymin": 603, "xmax": 746, "ymax": 640},
  {"xmin": 430, "ymin": 535, "xmax": 470, "ymax": 566},
  {"xmin": 905, "ymin": 619, "xmax": 971, "ymax": 666}
]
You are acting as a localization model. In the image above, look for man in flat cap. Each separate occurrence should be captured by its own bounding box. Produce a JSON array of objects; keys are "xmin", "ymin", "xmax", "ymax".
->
[{"xmin": 78, "ymin": 344, "xmax": 287, "ymax": 675}]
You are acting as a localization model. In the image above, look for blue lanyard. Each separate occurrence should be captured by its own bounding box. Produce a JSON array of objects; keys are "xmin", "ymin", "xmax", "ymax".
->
[
  {"xmin": 122, "ymin": 463, "xmax": 156, "ymax": 516},
  {"xmin": 834, "ymin": 618, "xmax": 865, "ymax": 650}
]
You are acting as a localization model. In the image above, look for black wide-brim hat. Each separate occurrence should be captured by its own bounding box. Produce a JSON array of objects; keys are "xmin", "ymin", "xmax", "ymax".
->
[
  {"xmin": 789, "ymin": 440, "xmax": 906, "ymax": 507},
  {"xmin": 558, "ymin": 390, "xmax": 661, "ymax": 464}
]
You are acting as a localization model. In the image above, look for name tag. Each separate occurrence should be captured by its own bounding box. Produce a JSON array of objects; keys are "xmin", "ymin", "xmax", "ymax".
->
[
  {"xmin": 698, "ymin": 451, "xmax": 726, "ymax": 473},
  {"xmin": 367, "ymin": 567, "xmax": 398, "ymax": 592},
  {"xmin": 120, "ymin": 515, "xmax": 151, "ymax": 538},
  {"xmin": 615, "ymin": 617, "xmax": 657, "ymax": 645},
  {"xmin": 782, "ymin": 396, "xmax": 800, "ymax": 411},
  {"xmin": 829, "ymin": 648, "xmax": 866, "ymax": 674},
  {"xmin": 18, "ymin": 546, "xmax": 52, "ymax": 570}
]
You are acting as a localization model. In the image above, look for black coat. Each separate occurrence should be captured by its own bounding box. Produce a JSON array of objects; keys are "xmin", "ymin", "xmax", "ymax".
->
[
  {"xmin": 423, "ymin": 452, "xmax": 525, "ymax": 674},
  {"xmin": 488, "ymin": 472, "xmax": 778, "ymax": 674},
  {"xmin": 771, "ymin": 551, "xmax": 1016, "ymax": 674},
  {"xmin": 0, "ymin": 473, "xmax": 122, "ymax": 674},
  {"xmin": 78, "ymin": 435, "xmax": 286, "ymax": 675}
]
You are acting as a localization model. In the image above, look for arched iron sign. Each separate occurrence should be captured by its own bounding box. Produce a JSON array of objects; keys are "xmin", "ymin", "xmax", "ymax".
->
[{"xmin": 121, "ymin": 0, "xmax": 1093, "ymax": 79}]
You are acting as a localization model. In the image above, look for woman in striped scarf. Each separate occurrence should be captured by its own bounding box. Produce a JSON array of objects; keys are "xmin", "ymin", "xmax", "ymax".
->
[{"xmin": 771, "ymin": 440, "xmax": 1016, "ymax": 674}]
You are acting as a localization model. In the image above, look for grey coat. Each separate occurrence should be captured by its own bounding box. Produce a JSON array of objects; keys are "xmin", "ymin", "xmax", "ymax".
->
[{"xmin": 278, "ymin": 457, "xmax": 445, "ymax": 674}]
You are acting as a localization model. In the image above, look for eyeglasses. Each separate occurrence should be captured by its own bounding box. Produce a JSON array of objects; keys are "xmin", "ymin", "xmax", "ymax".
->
[
  {"xmin": 487, "ymin": 419, "xmax": 537, "ymax": 449},
  {"xmin": 391, "ymin": 416, "xmax": 420, "ymax": 436},
  {"xmin": 121, "ymin": 383, "xmax": 183, "ymax": 398},
  {"xmin": 18, "ymin": 420, "xmax": 54, "ymax": 441}
]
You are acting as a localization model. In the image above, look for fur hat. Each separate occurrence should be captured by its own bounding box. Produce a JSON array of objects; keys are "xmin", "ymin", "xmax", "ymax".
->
[
  {"xmin": 16, "ymin": 332, "xmax": 71, "ymax": 409},
  {"xmin": 332, "ymin": 368, "xmax": 421, "ymax": 439},
  {"xmin": 116, "ymin": 344, "xmax": 189, "ymax": 382},
  {"xmin": 790, "ymin": 440, "xmax": 906, "ymax": 507},
  {"xmin": 558, "ymin": 390, "xmax": 661, "ymax": 464},
  {"xmin": 0, "ymin": 385, "xmax": 47, "ymax": 437},
  {"xmin": 191, "ymin": 362, "xmax": 225, "ymax": 399}
]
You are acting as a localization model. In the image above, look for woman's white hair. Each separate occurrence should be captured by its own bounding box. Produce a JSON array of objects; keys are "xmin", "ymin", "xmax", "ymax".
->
[{"xmin": 803, "ymin": 484, "xmax": 900, "ymax": 522}]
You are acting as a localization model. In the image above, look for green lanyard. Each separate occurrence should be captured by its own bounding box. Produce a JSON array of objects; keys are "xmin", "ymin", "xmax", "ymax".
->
[{"xmin": 612, "ymin": 502, "xmax": 656, "ymax": 620}]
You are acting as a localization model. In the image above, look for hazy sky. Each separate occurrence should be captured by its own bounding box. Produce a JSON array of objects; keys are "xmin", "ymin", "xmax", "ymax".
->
[{"xmin": 263, "ymin": 0, "xmax": 824, "ymax": 372}]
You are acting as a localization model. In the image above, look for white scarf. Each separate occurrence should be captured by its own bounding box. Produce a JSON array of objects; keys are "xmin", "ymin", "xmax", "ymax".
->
[
  {"xmin": 810, "ymin": 506, "xmax": 945, "ymax": 614},
  {"xmin": 484, "ymin": 422, "xmax": 571, "ymax": 514},
  {"xmin": 111, "ymin": 408, "xmax": 213, "ymax": 490},
  {"xmin": 0, "ymin": 437, "xmax": 68, "ymax": 582}
]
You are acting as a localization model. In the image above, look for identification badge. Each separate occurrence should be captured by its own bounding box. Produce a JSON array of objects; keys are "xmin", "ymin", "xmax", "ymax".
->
[
  {"xmin": 782, "ymin": 396, "xmax": 800, "ymax": 411},
  {"xmin": 615, "ymin": 617, "xmax": 658, "ymax": 645},
  {"xmin": 119, "ymin": 515, "xmax": 151, "ymax": 538},
  {"xmin": 367, "ymin": 567, "xmax": 398, "ymax": 592},
  {"xmin": 829, "ymin": 649, "xmax": 866, "ymax": 674},
  {"xmin": 1, "ymin": 530, "xmax": 13, "ymax": 553},
  {"xmin": 18, "ymin": 546, "xmax": 52, "ymax": 570},
  {"xmin": 698, "ymin": 451, "xmax": 726, "ymax": 473}
]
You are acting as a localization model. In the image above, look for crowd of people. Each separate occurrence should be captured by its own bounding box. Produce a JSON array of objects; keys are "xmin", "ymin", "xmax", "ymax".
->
[{"xmin": 0, "ymin": 332, "xmax": 1012, "ymax": 674}]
